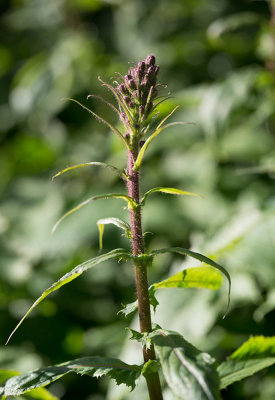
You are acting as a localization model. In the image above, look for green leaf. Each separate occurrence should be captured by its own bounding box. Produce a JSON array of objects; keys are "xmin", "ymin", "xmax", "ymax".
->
[
  {"xmin": 64, "ymin": 98, "xmax": 130, "ymax": 150},
  {"xmin": 218, "ymin": 336, "xmax": 275, "ymax": 389},
  {"xmin": 52, "ymin": 162, "xmax": 126, "ymax": 181},
  {"xmin": 148, "ymin": 329, "xmax": 221, "ymax": 400},
  {"xmin": 141, "ymin": 187, "xmax": 201, "ymax": 205},
  {"xmin": 151, "ymin": 247, "xmax": 231, "ymax": 318},
  {"xmin": 23, "ymin": 387, "xmax": 59, "ymax": 400},
  {"xmin": 0, "ymin": 371, "xmax": 58, "ymax": 400},
  {"xmin": 0, "ymin": 357, "xmax": 142, "ymax": 396},
  {"xmin": 118, "ymin": 300, "xmax": 138, "ymax": 317},
  {"xmin": 151, "ymin": 266, "xmax": 223, "ymax": 292},
  {"xmin": 52, "ymin": 194, "xmax": 137, "ymax": 234},
  {"xmin": 6, "ymin": 249, "xmax": 130, "ymax": 344},
  {"xmin": 133, "ymin": 107, "xmax": 194, "ymax": 170},
  {"xmin": 97, "ymin": 217, "xmax": 132, "ymax": 251}
]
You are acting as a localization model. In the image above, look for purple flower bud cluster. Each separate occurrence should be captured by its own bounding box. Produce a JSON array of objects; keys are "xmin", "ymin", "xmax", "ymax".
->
[{"xmin": 117, "ymin": 55, "xmax": 159, "ymax": 129}]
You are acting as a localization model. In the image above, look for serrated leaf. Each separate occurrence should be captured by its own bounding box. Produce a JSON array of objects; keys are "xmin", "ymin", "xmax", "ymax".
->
[
  {"xmin": 97, "ymin": 217, "xmax": 131, "ymax": 251},
  {"xmin": 141, "ymin": 187, "xmax": 201, "ymax": 205},
  {"xmin": 64, "ymin": 98, "xmax": 130, "ymax": 150},
  {"xmin": 6, "ymin": 249, "xmax": 130, "ymax": 344},
  {"xmin": 151, "ymin": 266, "xmax": 223, "ymax": 292},
  {"xmin": 52, "ymin": 194, "xmax": 137, "ymax": 234},
  {"xmin": 151, "ymin": 247, "xmax": 231, "ymax": 318},
  {"xmin": 133, "ymin": 107, "xmax": 194, "ymax": 170},
  {"xmin": 148, "ymin": 329, "xmax": 221, "ymax": 400},
  {"xmin": 52, "ymin": 162, "xmax": 126, "ymax": 181},
  {"xmin": 0, "ymin": 357, "xmax": 142, "ymax": 396},
  {"xmin": 218, "ymin": 336, "xmax": 275, "ymax": 389},
  {"xmin": 0, "ymin": 371, "xmax": 58, "ymax": 400},
  {"xmin": 118, "ymin": 300, "xmax": 138, "ymax": 317}
]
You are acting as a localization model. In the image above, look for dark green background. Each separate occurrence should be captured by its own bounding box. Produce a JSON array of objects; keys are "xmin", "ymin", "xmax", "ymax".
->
[{"xmin": 0, "ymin": 0, "xmax": 275, "ymax": 399}]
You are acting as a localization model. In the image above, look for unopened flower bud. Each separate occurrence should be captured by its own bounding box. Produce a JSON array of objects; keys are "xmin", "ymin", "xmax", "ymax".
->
[
  {"xmin": 119, "ymin": 83, "xmax": 128, "ymax": 95},
  {"xmin": 145, "ymin": 55, "xmax": 155, "ymax": 66},
  {"xmin": 128, "ymin": 79, "xmax": 137, "ymax": 90}
]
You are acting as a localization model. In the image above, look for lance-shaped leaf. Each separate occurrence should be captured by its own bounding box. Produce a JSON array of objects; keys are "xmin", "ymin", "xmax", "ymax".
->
[
  {"xmin": 52, "ymin": 162, "xmax": 127, "ymax": 181},
  {"xmin": 52, "ymin": 194, "xmax": 137, "ymax": 234},
  {"xmin": 218, "ymin": 336, "xmax": 275, "ymax": 389},
  {"xmin": 64, "ymin": 98, "xmax": 130, "ymax": 150},
  {"xmin": 147, "ymin": 329, "xmax": 221, "ymax": 400},
  {"xmin": 0, "ymin": 357, "xmax": 142, "ymax": 396},
  {"xmin": 151, "ymin": 247, "xmax": 231, "ymax": 318},
  {"xmin": 6, "ymin": 249, "xmax": 130, "ymax": 344},
  {"xmin": 133, "ymin": 107, "xmax": 194, "ymax": 171},
  {"xmin": 151, "ymin": 266, "xmax": 223, "ymax": 292},
  {"xmin": 119, "ymin": 266, "xmax": 223, "ymax": 317},
  {"xmin": 141, "ymin": 187, "xmax": 201, "ymax": 205},
  {"xmin": 97, "ymin": 217, "xmax": 132, "ymax": 251}
]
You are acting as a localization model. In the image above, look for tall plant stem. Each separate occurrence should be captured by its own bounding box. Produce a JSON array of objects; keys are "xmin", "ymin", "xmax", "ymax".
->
[{"xmin": 127, "ymin": 143, "xmax": 163, "ymax": 400}]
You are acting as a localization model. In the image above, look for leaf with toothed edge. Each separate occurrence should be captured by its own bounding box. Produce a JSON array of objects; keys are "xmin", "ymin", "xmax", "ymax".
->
[
  {"xmin": 51, "ymin": 193, "xmax": 137, "ymax": 234},
  {"xmin": 6, "ymin": 249, "xmax": 131, "ymax": 344},
  {"xmin": 52, "ymin": 162, "xmax": 126, "ymax": 181},
  {"xmin": 96, "ymin": 217, "xmax": 132, "ymax": 251},
  {"xmin": 133, "ymin": 106, "xmax": 194, "ymax": 170},
  {"xmin": 147, "ymin": 329, "xmax": 221, "ymax": 400},
  {"xmin": 150, "ymin": 247, "xmax": 231, "ymax": 318},
  {"xmin": 119, "ymin": 266, "xmax": 223, "ymax": 316},
  {"xmin": 218, "ymin": 336, "xmax": 275, "ymax": 389},
  {"xmin": 0, "ymin": 357, "xmax": 142, "ymax": 396},
  {"xmin": 141, "ymin": 187, "xmax": 201, "ymax": 205},
  {"xmin": 64, "ymin": 98, "xmax": 130, "ymax": 150}
]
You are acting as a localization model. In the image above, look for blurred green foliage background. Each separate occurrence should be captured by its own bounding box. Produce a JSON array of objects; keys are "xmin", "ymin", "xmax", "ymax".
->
[{"xmin": 0, "ymin": 0, "xmax": 275, "ymax": 399}]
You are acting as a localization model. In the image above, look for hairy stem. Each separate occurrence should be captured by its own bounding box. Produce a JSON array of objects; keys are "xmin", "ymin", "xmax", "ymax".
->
[{"xmin": 127, "ymin": 143, "xmax": 163, "ymax": 400}]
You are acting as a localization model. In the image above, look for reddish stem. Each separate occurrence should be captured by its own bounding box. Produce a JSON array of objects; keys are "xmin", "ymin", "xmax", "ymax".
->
[{"xmin": 127, "ymin": 146, "xmax": 163, "ymax": 400}]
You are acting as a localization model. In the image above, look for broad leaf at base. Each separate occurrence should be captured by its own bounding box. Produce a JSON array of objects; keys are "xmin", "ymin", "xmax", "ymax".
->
[
  {"xmin": 147, "ymin": 329, "xmax": 221, "ymax": 400},
  {"xmin": 218, "ymin": 336, "xmax": 275, "ymax": 389},
  {"xmin": 0, "ymin": 357, "xmax": 142, "ymax": 397}
]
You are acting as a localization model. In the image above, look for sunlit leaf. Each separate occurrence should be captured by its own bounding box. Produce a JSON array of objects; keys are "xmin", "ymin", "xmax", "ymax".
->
[
  {"xmin": 148, "ymin": 329, "xmax": 221, "ymax": 400},
  {"xmin": 97, "ymin": 217, "xmax": 131, "ymax": 251},
  {"xmin": 151, "ymin": 247, "xmax": 231, "ymax": 318},
  {"xmin": 0, "ymin": 357, "xmax": 142, "ymax": 396},
  {"xmin": 64, "ymin": 98, "xmax": 130, "ymax": 150},
  {"xmin": 133, "ymin": 107, "xmax": 194, "ymax": 170},
  {"xmin": 6, "ymin": 249, "xmax": 130, "ymax": 344},
  {"xmin": 218, "ymin": 336, "xmax": 275, "ymax": 389},
  {"xmin": 52, "ymin": 162, "xmax": 126, "ymax": 181},
  {"xmin": 52, "ymin": 194, "xmax": 137, "ymax": 234},
  {"xmin": 141, "ymin": 187, "xmax": 201, "ymax": 205},
  {"xmin": 151, "ymin": 266, "xmax": 223, "ymax": 292}
]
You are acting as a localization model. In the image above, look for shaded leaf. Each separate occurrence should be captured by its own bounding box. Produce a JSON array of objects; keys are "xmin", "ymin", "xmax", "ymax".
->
[
  {"xmin": 133, "ymin": 107, "xmax": 194, "ymax": 170},
  {"xmin": 0, "ymin": 371, "xmax": 58, "ymax": 400},
  {"xmin": 52, "ymin": 162, "xmax": 126, "ymax": 181},
  {"xmin": 52, "ymin": 194, "xmax": 137, "ymax": 234},
  {"xmin": 148, "ymin": 329, "xmax": 221, "ymax": 400},
  {"xmin": 218, "ymin": 336, "xmax": 275, "ymax": 389},
  {"xmin": 97, "ymin": 217, "xmax": 131, "ymax": 251},
  {"xmin": 64, "ymin": 98, "xmax": 130, "ymax": 150},
  {"xmin": 6, "ymin": 249, "xmax": 130, "ymax": 344},
  {"xmin": 151, "ymin": 247, "xmax": 231, "ymax": 318},
  {"xmin": 141, "ymin": 187, "xmax": 201, "ymax": 205},
  {"xmin": 0, "ymin": 357, "xmax": 142, "ymax": 396}
]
